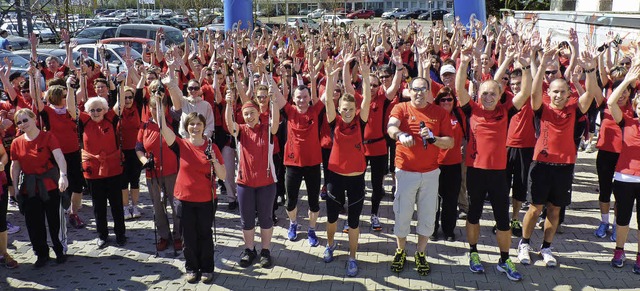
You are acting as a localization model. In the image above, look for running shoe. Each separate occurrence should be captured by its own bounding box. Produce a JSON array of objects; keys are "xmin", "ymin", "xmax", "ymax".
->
[
  {"xmin": 469, "ymin": 252, "xmax": 485, "ymax": 273},
  {"xmin": 156, "ymin": 238, "xmax": 169, "ymax": 252},
  {"xmin": 239, "ymin": 248, "xmax": 257, "ymax": 268},
  {"xmin": 612, "ymin": 249, "xmax": 625, "ymax": 268},
  {"xmin": 2, "ymin": 253, "xmax": 18, "ymax": 269},
  {"xmin": 346, "ymin": 258, "xmax": 358, "ymax": 277},
  {"xmin": 323, "ymin": 243, "xmax": 337, "ymax": 263},
  {"xmin": 287, "ymin": 223, "xmax": 298, "ymax": 241},
  {"xmin": 611, "ymin": 224, "xmax": 617, "ymax": 242},
  {"xmin": 308, "ymin": 229, "xmax": 320, "ymax": 247},
  {"xmin": 497, "ymin": 258, "xmax": 523, "ymax": 281},
  {"xmin": 540, "ymin": 247, "xmax": 557, "ymax": 267},
  {"xmin": 415, "ymin": 251, "xmax": 431, "ymax": 275},
  {"xmin": 174, "ymin": 239, "xmax": 183, "ymax": 251},
  {"xmin": 6, "ymin": 222, "xmax": 20, "ymax": 234},
  {"xmin": 521, "ymin": 201, "xmax": 530, "ymax": 210},
  {"xmin": 260, "ymin": 249, "xmax": 273, "ymax": 268},
  {"xmin": 585, "ymin": 143, "xmax": 597, "ymax": 153},
  {"xmin": 390, "ymin": 248, "xmax": 406, "ymax": 273},
  {"xmin": 511, "ymin": 219, "xmax": 523, "ymax": 237},
  {"xmin": 68, "ymin": 214, "xmax": 86, "ymax": 229},
  {"xmin": 131, "ymin": 206, "xmax": 142, "ymax": 219},
  {"xmin": 201, "ymin": 272, "xmax": 214, "ymax": 284},
  {"xmin": 320, "ymin": 185, "xmax": 328, "ymax": 200},
  {"xmin": 594, "ymin": 222, "xmax": 609, "ymax": 238},
  {"xmin": 342, "ymin": 221, "xmax": 349, "ymax": 233},
  {"xmin": 185, "ymin": 272, "xmax": 198, "ymax": 283},
  {"xmin": 518, "ymin": 243, "xmax": 532, "ymax": 265},
  {"xmin": 634, "ymin": 255, "xmax": 640, "ymax": 274},
  {"xmin": 123, "ymin": 206, "xmax": 133, "ymax": 220},
  {"xmin": 371, "ymin": 215, "xmax": 382, "ymax": 231}
]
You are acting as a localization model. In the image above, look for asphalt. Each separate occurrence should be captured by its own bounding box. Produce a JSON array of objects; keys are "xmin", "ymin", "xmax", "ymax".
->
[{"xmin": 1, "ymin": 150, "xmax": 639, "ymax": 290}]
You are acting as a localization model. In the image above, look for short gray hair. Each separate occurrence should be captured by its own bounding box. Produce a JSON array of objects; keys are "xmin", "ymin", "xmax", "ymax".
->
[{"xmin": 84, "ymin": 97, "xmax": 108, "ymax": 113}]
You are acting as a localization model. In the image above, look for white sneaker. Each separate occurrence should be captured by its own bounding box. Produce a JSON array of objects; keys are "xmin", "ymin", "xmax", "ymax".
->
[
  {"xmin": 131, "ymin": 206, "xmax": 141, "ymax": 219},
  {"xmin": 123, "ymin": 206, "xmax": 134, "ymax": 220},
  {"xmin": 517, "ymin": 243, "xmax": 531, "ymax": 265},
  {"xmin": 585, "ymin": 143, "xmax": 597, "ymax": 153},
  {"xmin": 540, "ymin": 247, "xmax": 557, "ymax": 267}
]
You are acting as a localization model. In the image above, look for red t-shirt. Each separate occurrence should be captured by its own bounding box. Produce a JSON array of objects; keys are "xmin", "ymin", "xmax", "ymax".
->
[
  {"xmin": 119, "ymin": 105, "xmax": 141, "ymax": 150},
  {"xmin": 533, "ymin": 103, "xmax": 581, "ymax": 164},
  {"xmin": 615, "ymin": 116, "xmax": 640, "ymax": 176},
  {"xmin": 11, "ymin": 131, "xmax": 60, "ymax": 191},
  {"xmin": 390, "ymin": 102, "xmax": 453, "ymax": 172},
  {"xmin": 438, "ymin": 108, "xmax": 465, "ymax": 165},
  {"xmin": 42, "ymin": 65, "xmax": 68, "ymax": 82},
  {"xmin": 328, "ymin": 115, "xmax": 366, "ymax": 175},
  {"xmin": 80, "ymin": 110, "xmax": 123, "ymax": 179},
  {"xmin": 597, "ymin": 102, "xmax": 633, "ymax": 153},
  {"xmin": 506, "ymin": 102, "xmax": 536, "ymax": 148},
  {"xmin": 283, "ymin": 102, "xmax": 324, "ymax": 167},
  {"xmin": 463, "ymin": 100, "xmax": 513, "ymax": 170},
  {"xmin": 236, "ymin": 122, "xmax": 276, "ymax": 188},
  {"xmin": 363, "ymin": 90, "xmax": 390, "ymax": 156},
  {"xmin": 41, "ymin": 106, "xmax": 80, "ymax": 154},
  {"xmin": 172, "ymin": 138, "xmax": 223, "ymax": 202},
  {"xmin": 136, "ymin": 120, "xmax": 179, "ymax": 178}
]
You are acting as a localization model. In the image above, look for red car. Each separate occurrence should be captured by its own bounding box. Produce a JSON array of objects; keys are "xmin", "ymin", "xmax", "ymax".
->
[{"xmin": 347, "ymin": 9, "xmax": 375, "ymax": 19}]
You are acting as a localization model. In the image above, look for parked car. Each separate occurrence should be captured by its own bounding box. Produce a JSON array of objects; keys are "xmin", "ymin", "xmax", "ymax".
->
[
  {"xmin": 373, "ymin": 8, "xmax": 385, "ymax": 17},
  {"xmin": 347, "ymin": 9, "xmax": 375, "ymax": 19},
  {"xmin": 86, "ymin": 20, "xmax": 122, "ymax": 28},
  {"xmin": 286, "ymin": 17, "xmax": 320, "ymax": 31},
  {"xmin": 0, "ymin": 50, "xmax": 34, "ymax": 94},
  {"xmin": 6, "ymin": 35, "xmax": 29, "ymax": 50},
  {"xmin": 73, "ymin": 44, "xmax": 143, "ymax": 73},
  {"xmin": 99, "ymin": 37, "xmax": 160, "ymax": 56},
  {"xmin": 115, "ymin": 24, "xmax": 184, "ymax": 46},
  {"xmin": 321, "ymin": 14, "xmax": 354, "ymax": 26},
  {"xmin": 59, "ymin": 26, "xmax": 117, "ymax": 49},
  {"xmin": 307, "ymin": 9, "xmax": 326, "ymax": 19},
  {"xmin": 0, "ymin": 22, "xmax": 56, "ymax": 43},
  {"xmin": 418, "ymin": 9, "xmax": 450, "ymax": 21},
  {"xmin": 400, "ymin": 9, "xmax": 429, "ymax": 19},
  {"xmin": 13, "ymin": 49, "xmax": 82, "ymax": 68},
  {"xmin": 298, "ymin": 9, "xmax": 311, "ymax": 16},
  {"xmin": 381, "ymin": 8, "xmax": 409, "ymax": 19}
]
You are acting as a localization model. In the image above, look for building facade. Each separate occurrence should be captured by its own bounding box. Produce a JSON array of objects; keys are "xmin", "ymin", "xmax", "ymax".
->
[{"xmin": 256, "ymin": 0, "xmax": 453, "ymax": 16}]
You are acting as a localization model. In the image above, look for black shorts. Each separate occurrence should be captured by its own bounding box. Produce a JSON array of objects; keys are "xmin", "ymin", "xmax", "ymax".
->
[
  {"xmin": 528, "ymin": 161, "xmax": 574, "ymax": 207},
  {"xmin": 65, "ymin": 150, "xmax": 84, "ymax": 194}
]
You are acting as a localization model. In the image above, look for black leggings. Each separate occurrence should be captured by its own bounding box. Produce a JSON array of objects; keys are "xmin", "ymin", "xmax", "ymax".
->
[
  {"xmin": 466, "ymin": 167, "xmax": 510, "ymax": 231},
  {"xmin": 434, "ymin": 163, "xmax": 462, "ymax": 236},
  {"xmin": 367, "ymin": 154, "xmax": 388, "ymax": 215},
  {"xmin": 0, "ymin": 185, "xmax": 7, "ymax": 232},
  {"xmin": 506, "ymin": 147, "xmax": 534, "ymax": 202},
  {"xmin": 326, "ymin": 171, "xmax": 365, "ymax": 229},
  {"xmin": 121, "ymin": 149, "xmax": 142, "ymax": 190},
  {"xmin": 386, "ymin": 137, "xmax": 396, "ymax": 173},
  {"xmin": 596, "ymin": 150, "xmax": 620, "ymax": 203},
  {"xmin": 612, "ymin": 180, "xmax": 640, "ymax": 226},
  {"xmin": 88, "ymin": 175, "xmax": 126, "ymax": 240},
  {"xmin": 285, "ymin": 165, "xmax": 321, "ymax": 213},
  {"xmin": 321, "ymin": 148, "xmax": 331, "ymax": 187}
]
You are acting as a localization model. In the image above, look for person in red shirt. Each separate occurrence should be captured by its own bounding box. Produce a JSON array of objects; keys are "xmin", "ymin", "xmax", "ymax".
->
[
  {"xmin": 321, "ymin": 57, "xmax": 371, "ymax": 277},
  {"xmin": 0, "ymin": 127, "xmax": 12, "ymax": 268},
  {"xmin": 117, "ymin": 86, "xmax": 143, "ymax": 220},
  {"xmin": 456, "ymin": 40, "xmax": 532, "ymax": 281},
  {"xmin": 158, "ymin": 96, "xmax": 225, "ymax": 284},
  {"xmin": 518, "ymin": 46, "xmax": 598, "ymax": 268},
  {"xmin": 10, "ymin": 108, "xmax": 69, "ymax": 267},
  {"xmin": 606, "ymin": 63, "xmax": 640, "ymax": 273},
  {"xmin": 387, "ymin": 77, "xmax": 454, "ymax": 276},
  {"xmin": 135, "ymin": 85, "xmax": 182, "ymax": 252},
  {"xmin": 225, "ymin": 86, "xmax": 280, "ymax": 269}
]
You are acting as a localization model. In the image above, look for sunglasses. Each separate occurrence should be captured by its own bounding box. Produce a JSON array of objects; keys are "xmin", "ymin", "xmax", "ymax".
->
[
  {"xmin": 256, "ymin": 95, "xmax": 268, "ymax": 99},
  {"xmin": 206, "ymin": 73, "xmax": 214, "ymax": 76},
  {"xmin": 620, "ymin": 62, "xmax": 631, "ymax": 66},
  {"xmin": 545, "ymin": 70, "xmax": 558, "ymax": 75},
  {"xmin": 379, "ymin": 75, "xmax": 391, "ymax": 79},
  {"xmin": 89, "ymin": 108, "xmax": 104, "ymax": 113},
  {"xmin": 502, "ymin": 77, "xmax": 509, "ymax": 81},
  {"xmin": 439, "ymin": 97, "xmax": 454, "ymax": 102},
  {"xmin": 187, "ymin": 86, "xmax": 200, "ymax": 91},
  {"xmin": 125, "ymin": 95, "xmax": 134, "ymax": 99},
  {"xmin": 412, "ymin": 87, "xmax": 428, "ymax": 93},
  {"xmin": 15, "ymin": 118, "xmax": 29, "ymax": 125}
]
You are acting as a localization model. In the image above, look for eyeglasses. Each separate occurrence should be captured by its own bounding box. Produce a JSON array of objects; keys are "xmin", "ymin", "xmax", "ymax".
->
[
  {"xmin": 412, "ymin": 87, "xmax": 428, "ymax": 93},
  {"xmin": 125, "ymin": 95, "xmax": 134, "ymax": 99},
  {"xmin": 15, "ymin": 118, "xmax": 29, "ymax": 125},
  {"xmin": 502, "ymin": 77, "xmax": 509, "ymax": 81},
  {"xmin": 371, "ymin": 83, "xmax": 380, "ymax": 88},
  {"xmin": 215, "ymin": 71, "xmax": 222, "ymax": 75},
  {"xmin": 620, "ymin": 62, "xmax": 631, "ymax": 66},
  {"xmin": 256, "ymin": 95, "xmax": 268, "ymax": 99},
  {"xmin": 379, "ymin": 75, "xmax": 391, "ymax": 79},
  {"xmin": 95, "ymin": 86, "xmax": 107, "ymax": 89},
  {"xmin": 187, "ymin": 86, "xmax": 200, "ymax": 91},
  {"xmin": 439, "ymin": 97, "xmax": 454, "ymax": 102},
  {"xmin": 206, "ymin": 73, "xmax": 214, "ymax": 76},
  {"xmin": 89, "ymin": 108, "xmax": 104, "ymax": 113},
  {"xmin": 545, "ymin": 70, "xmax": 558, "ymax": 75}
]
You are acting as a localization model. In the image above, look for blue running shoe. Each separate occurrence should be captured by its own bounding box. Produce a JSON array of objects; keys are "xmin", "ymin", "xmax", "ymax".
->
[
  {"xmin": 612, "ymin": 249, "xmax": 625, "ymax": 268},
  {"xmin": 308, "ymin": 229, "xmax": 320, "ymax": 247},
  {"xmin": 469, "ymin": 252, "xmax": 485, "ymax": 273},
  {"xmin": 288, "ymin": 223, "xmax": 298, "ymax": 241},
  {"xmin": 323, "ymin": 243, "xmax": 337, "ymax": 263},
  {"xmin": 594, "ymin": 222, "xmax": 609, "ymax": 238},
  {"xmin": 497, "ymin": 258, "xmax": 523, "ymax": 281},
  {"xmin": 634, "ymin": 255, "xmax": 640, "ymax": 275},
  {"xmin": 611, "ymin": 224, "xmax": 617, "ymax": 242},
  {"xmin": 346, "ymin": 258, "xmax": 358, "ymax": 277}
]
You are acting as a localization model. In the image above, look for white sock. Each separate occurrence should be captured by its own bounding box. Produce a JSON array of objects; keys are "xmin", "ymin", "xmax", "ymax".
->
[{"xmin": 602, "ymin": 213, "xmax": 610, "ymax": 224}]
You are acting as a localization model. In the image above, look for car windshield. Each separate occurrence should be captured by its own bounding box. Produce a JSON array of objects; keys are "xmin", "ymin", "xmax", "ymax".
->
[
  {"xmin": 110, "ymin": 46, "xmax": 142, "ymax": 63},
  {"xmin": 76, "ymin": 29, "xmax": 104, "ymax": 39},
  {"xmin": 0, "ymin": 54, "xmax": 29, "ymax": 68}
]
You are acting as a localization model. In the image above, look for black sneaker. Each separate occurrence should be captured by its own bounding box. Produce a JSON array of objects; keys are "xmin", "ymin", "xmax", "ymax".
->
[
  {"xmin": 414, "ymin": 251, "xmax": 431, "ymax": 276},
  {"xmin": 116, "ymin": 236, "xmax": 127, "ymax": 247},
  {"xmin": 260, "ymin": 249, "xmax": 273, "ymax": 268},
  {"xmin": 272, "ymin": 213, "xmax": 278, "ymax": 225},
  {"xmin": 239, "ymin": 248, "xmax": 257, "ymax": 268},
  {"xmin": 96, "ymin": 237, "xmax": 108, "ymax": 249},
  {"xmin": 390, "ymin": 248, "xmax": 407, "ymax": 272},
  {"xmin": 34, "ymin": 256, "xmax": 49, "ymax": 268},
  {"xmin": 55, "ymin": 254, "xmax": 68, "ymax": 264},
  {"xmin": 445, "ymin": 234, "xmax": 456, "ymax": 242}
]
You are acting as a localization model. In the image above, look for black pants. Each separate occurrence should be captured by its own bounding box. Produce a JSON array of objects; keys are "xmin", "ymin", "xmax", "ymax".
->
[
  {"xmin": 177, "ymin": 199, "xmax": 214, "ymax": 273},
  {"xmin": 0, "ymin": 185, "xmax": 7, "ymax": 232},
  {"xmin": 466, "ymin": 167, "xmax": 510, "ymax": 231},
  {"xmin": 326, "ymin": 171, "xmax": 365, "ymax": 228},
  {"xmin": 506, "ymin": 147, "xmax": 534, "ymax": 202},
  {"xmin": 596, "ymin": 150, "xmax": 620, "ymax": 203},
  {"xmin": 87, "ymin": 175, "xmax": 126, "ymax": 240},
  {"xmin": 285, "ymin": 165, "xmax": 321, "ymax": 213},
  {"xmin": 321, "ymin": 147, "xmax": 331, "ymax": 188},
  {"xmin": 367, "ymin": 154, "xmax": 388, "ymax": 215},
  {"xmin": 434, "ymin": 163, "xmax": 462, "ymax": 236},
  {"xmin": 24, "ymin": 189, "xmax": 66, "ymax": 258}
]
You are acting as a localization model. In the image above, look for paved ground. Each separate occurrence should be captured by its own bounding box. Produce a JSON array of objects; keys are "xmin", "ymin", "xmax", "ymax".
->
[{"xmin": 1, "ymin": 150, "xmax": 639, "ymax": 290}]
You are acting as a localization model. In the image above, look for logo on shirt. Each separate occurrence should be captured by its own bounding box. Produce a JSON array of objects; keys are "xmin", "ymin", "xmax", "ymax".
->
[
  {"xmin": 355, "ymin": 142, "xmax": 361, "ymax": 151},
  {"xmin": 37, "ymin": 147, "xmax": 43, "ymax": 153},
  {"xmin": 102, "ymin": 127, "xmax": 110, "ymax": 134}
]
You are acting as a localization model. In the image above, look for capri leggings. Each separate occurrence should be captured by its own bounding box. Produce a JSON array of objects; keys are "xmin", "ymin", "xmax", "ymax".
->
[
  {"xmin": 321, "ymin": 148, "xmax": 331, "ymax": 187},
  {"xmin": 326, "ymin": 171, "xmax": 365, "ymax": 229},
  {"xmin": 238, "ymin": 183, "xmax": 277, "ymax": 230},
  {"xmin": 285, "ymin": 165, "xmax": 321, "ymax": 213},
  {"xmin": 612, "ymin": 180, "xmax": 640, "ymax": 226},
  {"xmin": 596, "ymin": 150, "xmax": 620, "ymax": 203},
  {"xmin": 466, "ymin": 167, "xmax": 510, "ymax": 231},
  {"xmin": 386, "ymin": 137, "xmax": 396, "ymax": 173},
  {"xmin": 506, "ymin": 147, "xmax": 534, "ymax": 202},
  {"xmin": 120, "ymin": 149, "xmax": 142, "ymax": 190},
  {"xmin": 0, "ymin": 184, "xmax": 7, "ymax": 232},
  {"xmin": 367, "ymin": 154, "xmax": 388, "ymax": 215}
]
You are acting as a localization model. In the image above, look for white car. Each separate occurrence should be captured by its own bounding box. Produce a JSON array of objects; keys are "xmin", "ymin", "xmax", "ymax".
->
[
  {"xmin": 307, "ymin": 9, "xmax": 326, "ymax": 19},
  {"xmin": 73, "ymin": 43, "xmax": 144, "ymax": 74},
  {"xmin": 286, "ymin": 17, "xmax": 320, "ymax": 31},
  {"xmin": 0, "ymin": 22, "xmax": 56, "ymax": 43},
  {"xmin": 321, "ymin": 14, "xmax": 354, "ymax": 26},
  {"xmin": 381, "ymin": 8, "xmax": 409, "ymax": 19}
]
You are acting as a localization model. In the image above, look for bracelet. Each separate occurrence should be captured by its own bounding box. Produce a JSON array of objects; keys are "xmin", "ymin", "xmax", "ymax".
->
[
  {"xmin": 584, "ymin": 67, "xmax": 596, "ymax": 73},
  {"xmin": 521, "ymin": 65, "xmax": 531, "ymax": 70},
  {"xmin": 60, "ymin": 173, "xmax": 67, "ymax": 177}
]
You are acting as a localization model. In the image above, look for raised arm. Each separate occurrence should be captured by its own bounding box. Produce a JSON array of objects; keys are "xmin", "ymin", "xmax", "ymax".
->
[
  {"xmin": 66, "ymin": 72, "xmax": 78, "ymax": 120},
  {"xmin": 512, "ymin": 44, "xmax": 533, "ymax": 110},
  {"xmin": 532, "ymin": 44, "xmax": 558, "ymax": 111},
  {"xmin": 359, "ymin": 55, "xmax": 372, "ymax": 122},
  {"xmin": 577, "ymin": 51, "xmax": 598, "ymax": 114},
  {"xmin": 455, "ymin": 39, "xmax": 474, "ymax": 107},
  {"xmin": 608, "ymin": 63, "xmax": 640, "ymax": 123},
  {"xmin": 156, "ymin": 94, "xmax": 176, "ymax": 146},
  {"xmin": 224, "ymin": 88, "xmax": 238, "ymax": 138},
  {"xmin": 324, "ymin": 59, "xmax": 339, "ymax": 124},
  {"xmin": 384, "ymin": 49, "xmax": 405, "ymax": 98}
]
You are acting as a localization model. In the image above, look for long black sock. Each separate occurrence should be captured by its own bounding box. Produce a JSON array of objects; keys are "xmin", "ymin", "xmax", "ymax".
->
[
  {"xmin": 616, "ymin": 246, "xmax": 624, "ymax": 250},
  {"xmin": 541, "ymin": 241, "xmax": 551, "ymax": 249},
  {"xmin": 470, "ymin": 244, "xmax": 478, "ymax": 253},
  {"xmin": 520, "ymin": 238, "xmax": 530, "ymax": 245},
  {"xmin": 500, "ymin": 251, "xmax": 509, "ymax": 263}
]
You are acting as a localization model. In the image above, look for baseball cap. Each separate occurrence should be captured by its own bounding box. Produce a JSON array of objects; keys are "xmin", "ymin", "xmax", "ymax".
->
[{"xmin": 440, "ymin": 64, "xmax": 456, "ymax": 76}]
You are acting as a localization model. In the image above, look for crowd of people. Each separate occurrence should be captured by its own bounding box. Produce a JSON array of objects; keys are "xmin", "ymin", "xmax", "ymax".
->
[{"xmin": 1, "ymin": 14, "xmax": 640, "ymax": 283}]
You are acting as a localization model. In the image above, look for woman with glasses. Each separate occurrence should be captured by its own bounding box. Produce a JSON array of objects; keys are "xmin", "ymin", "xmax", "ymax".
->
[
  {"xmin": 71, "ymin": 73, "xmax": 127, "ymax": 249},
  {"xmin": 119, "ymin": 86, "xmax": 143, "ymax": 220},
  {"xmin": 10, "ymin": 108, "xmax": 69, "ymax": 267}
]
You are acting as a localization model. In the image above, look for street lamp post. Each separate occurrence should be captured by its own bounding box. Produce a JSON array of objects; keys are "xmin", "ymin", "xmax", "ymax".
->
[{"xmin": 429, "ymin": 1, "xmax": 432, "ymax": 21}]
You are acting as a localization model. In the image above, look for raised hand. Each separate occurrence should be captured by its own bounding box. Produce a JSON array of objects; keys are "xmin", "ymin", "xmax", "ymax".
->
[{"xmin": 579, "ymin": 50, "xmax": 596, "ymax": 69}]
